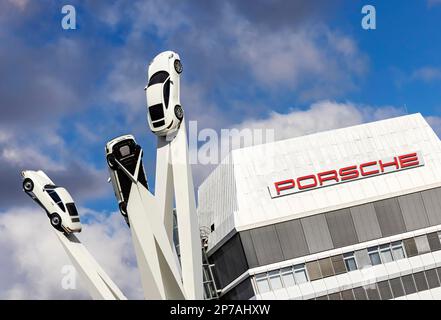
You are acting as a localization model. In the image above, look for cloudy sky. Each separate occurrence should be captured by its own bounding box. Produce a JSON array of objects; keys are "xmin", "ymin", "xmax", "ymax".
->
[{"xmin": 0, "ymin": 0, "xmax": 441, "ymax": 299}]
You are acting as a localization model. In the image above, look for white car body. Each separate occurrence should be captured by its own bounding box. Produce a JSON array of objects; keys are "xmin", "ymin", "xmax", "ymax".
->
[
  {"xmin": 145, "ymin": 50, "xmax": 184, "ymax": 136},
  {"xmin": 105, "ymin": 134, "xmax": 149, "ymax": 225},
  {"xmin": 21, "ymin": 170, "xmax": 82, "ymax": 233}
]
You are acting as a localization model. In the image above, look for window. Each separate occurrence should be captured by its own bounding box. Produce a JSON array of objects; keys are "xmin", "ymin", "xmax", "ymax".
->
[
  {"xmin": 66, "ymin": 203, "xmax": 79, "ymax": 217},
  {"xmin": 328, "ymin": 292, "xmax": 341, "ymax": 300},
  {"xmin": 401, "ymin": 274, "xmax": 417, "ymax": 295},
  {"xmin": 268, "ymin": 270, "xmax": 283, "ymax": 290},
  {"xmin": 255, "ymin": 274, "xmax": 270, "ymax": 293},
  {"xmin": 163, "ymin": 79, "xmax": 170, "ymax": 109},
  {"xmin": 331, "ymin": 255, "xmax": 346, "ymax": 275},
  {"xmin": 403, "ymin": 238, "xmax": 418, "ymax": 257},
  {"xmin": 425, "ymin": 269, "xmax": 440, "ymax": 289},
  {"xmin": 379, "ymin": 244, "xmax": 393, "ymax": 263},
  {"xmin": 148, "ymin": 104, "xmax": 165, "ymax": 121},
  {"xmin": 391, "ymin": 241, "xmax": 406, "ymax": 260},
  {"xmin": 427, "ymin": 232, "xmax": 441, "ymax": 252},
  {"xmin": 47, "ymin": 190, "xmax": 65, "ymax": 213},
  {"xmin": 148, "ymin": 71, "xmax": 169, "ymax": 87},
  {"xmin": 377, "ymin": 281, "xmax": 393, "ymax": 300},
  {"xmin": 413, "ymin": 271, "xmax": 428, "ymax": 292},
  {"xmin": 343, "ymin": 252, "xmax": 358, "ymax": 272},
  {"xmin": 389, "ymin": 277, "xmax": 405, "ymax": 298},
  {"xmin": 293, "ymin": 264, "xmax": 308, "ymax": 284},
  {"xmin": 367, "ymin": 246, "xmax": 382, "ymax": 265},
  {"xmin": 341, "ymin": 289, "xmax": 355, "ymax": 300},
  {"xmin": 353, "ymin": 287, "xmax": 367, "ymax": 300},
  {"xmin": 415, "ymin": 235, "xmax": 431, "ymax": 255},
  {"xmin": 318, "ymin": 258, "xmax": 334, "ymax": 278},
  {"xmin": 306, "ymin": 261, "xmax": 322, "ymax": 281},
  {"xmin": 280, "ymin": 267, "xmax": 295, "ymax": 288}
]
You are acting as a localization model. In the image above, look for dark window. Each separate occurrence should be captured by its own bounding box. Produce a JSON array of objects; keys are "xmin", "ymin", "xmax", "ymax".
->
[
  {"xmin": 47, "ymin": 190, "xmax": 62, "ymax": 204},
  {"xmin": 328, "ymin": 292, "xmax": 341, "ymax": 300},
  {"xmin": 66, "ymin": 203, "xmax": 79, "ymax": 217},
  {"xmin": 365, "ymin": 285, "xmax": 381, "ymax": 300},
  {"xmin": 377, "ymin": 281, "xmax": 393, "ymax": 300},
  {"xmin": 315, "ymin": 295, "xmax": 329, "ymax": 300},
  {"xmin": 403, "ymin": 238, "xmax": 418, "ymax": 257},
  {"xmin": 148, "ymin": 71, "xmax": 169, "ymax": 87},
  {"xmin": 163, "ymin": 79, "xmax": 170, "ymax": 109},
  {"xmin": 331, "ymin": 255, "xmax": 346, "ymax": 275},
  {"xmin": 389, "ymin": 277, "xmax": 405, "ymax": 298},
  {"xmin": 353, "ymin": 287, "xmax": 367, "ymax": 300},
  {"xmin": 401, "ymin": 274, "xmax": 417, "ymax": 295},
  {"xmin": 427, "ymin": 232, "xmax": 441, "ymax": 252},
  {"xmin": 153, "ymin": 120, "xmax": 165, "ymax": 128},
  {"xmin": 305, "ymin": 261, "xmax": 322, "ymax": 281},
  {"xmin": 425, "ymin": 269, "xmax": 440, "ymax": 289},
  {"xmin": 318, "ymin": 258, "xmax": 334, "ymax": 278},
  {"xmin": 149, "ymin": 104, "xmax": 165, "ymax": 121},
  {"xmin": 71, "ymin": 217, "xmax": 80, "ymax": 223},
  {"xmin": 341, "ymin": 289, "xmax": 355, "ymax": 300},
  {"xmin": 413, "ymin": 271, "xmax": 429, "ymax": 292}
]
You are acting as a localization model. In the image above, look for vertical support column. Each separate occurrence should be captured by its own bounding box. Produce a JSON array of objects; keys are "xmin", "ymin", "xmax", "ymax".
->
[{"xmin": 170, "ymin": 121, "xmax": 204, "ymax": 299}]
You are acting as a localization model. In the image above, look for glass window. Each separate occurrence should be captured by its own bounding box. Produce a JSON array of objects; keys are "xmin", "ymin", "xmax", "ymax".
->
[
  {"xmin": 306, "ymin": 261, "xmax": 322, "ymax": 281},
  {"xmin": 148, "ymin": 71, "xmax": 169, "ymax": 87},
  {"xmin": 427, "ymin": 232, "xmax": 441, "ymax": 252},
  {"xmin": 415, "ymin": 235, "xmax": 431, "ymax": 255},
  {"xmin": 413, "ymin": 271, "xmax": 428, "ymax": 292},
  {"xmin": 401, "ymin": 274, "xmax": 417, "ymax": 295},
  {"xmin": 377, "ymin": 281, "xmax": 393, "ymax": 300},
  {"xmin": 315, "ymin": 295, "xmax": 329, "ymax": 300},
  {"xmin": 343, "ymin": 252, "xmax": 358, "ymax": 271},
  {"xmin": 47, "ymin": 190, "xmax": 62, "ymax": 204},
  {"xmin": 425, "ymin": 269, "xmax": 440, "ymax": 289},
  {"xmin": 368, "ymin": 246, "xmax": 382, "ymax": 265},
  {"xmin": 328, "ymin": 292, "xmax": 341, "ymax": 300},
  {"xmin": 365, "ymin": 285, "xmax": 381, "ymax": 300},
  {"xmin": 293, "ymin": 264, "xmax": 308, "ymax": 284},
  {"xmin": 341, "ymin": 289, "xmax": 355, "ymax": 300},
  {"xmin": 318, "ymin": 258, "xmax": 334, "ymax": 278},
  {"xmin": 331, "ymin": 255, "xmax": 346, "ymax": 275},
  {"xmin": 268, "ymin": 270, "xmax": 283, "ymax": 290},
  {"xmin": 391, "ymin": 241, "xmax": 406, "ymax": 260},
  {"xmin": 255, "ymin": 274, "xmax": 270, "ymax": 293},
  {"xmin": 163, "ymin": 79, "xmax": 170, "ymax": 109},
  {"xmin": 403, "ymin": 238, "xmax": 418, "ymax": 257},
  {"xmin": 389, "ymin": 277, "xmax": 405, "ymax": 298},
  {"xmin": 379, "ymin": 244, "xmax": 393, "ymax": 263},
  {"xmin": 280, "ymin": 267, "xmax": 295, "ymax": 288},
  {"xmin": 353, "ymin": 287, "xmax": 367, "ymax": 300}
]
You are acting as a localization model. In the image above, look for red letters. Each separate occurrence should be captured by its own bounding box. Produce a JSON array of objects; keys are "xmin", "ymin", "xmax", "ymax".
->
[
  {"xmin": 379, "ymin": 157, "xmax": 399, "ymax": 172},
  {"xmin": 399, "ymin": 153, "xmax": 419, "ymax": 168},
  {"xmin": 317, "ymin": 170, "xmax": 339, "ymax": 186},
  {"xmin": 271, "ymin": 152, "xmax": 422, "ymax": 197},
  {"xmin": 360, "ymin": 161, "xmax": 379, "ymax": 176},
  {"xmin": 339, "ymin": 166, "xmax": 359, "ymax": 181},
  {"xmin": 297, "ymin": 175, "xmax": 318, "ymax": 190},
  {"xmin": 274, "ymin": 179, "xmax": 295, "ymax": 195}
]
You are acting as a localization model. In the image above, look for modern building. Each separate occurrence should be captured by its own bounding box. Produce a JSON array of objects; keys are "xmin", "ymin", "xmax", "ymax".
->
[{"xmin": 197, "ymin": 113, "xmax": 441, "ymax": 300}]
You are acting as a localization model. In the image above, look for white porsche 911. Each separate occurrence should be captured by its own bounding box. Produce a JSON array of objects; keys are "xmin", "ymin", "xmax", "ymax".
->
[
  {"xmin": 21, "ymin": 170, "xmax": 82, "ymax": 233},
  {"xmin": 145, "ymin": 50, "xmax": 184, "ymax": 136}
]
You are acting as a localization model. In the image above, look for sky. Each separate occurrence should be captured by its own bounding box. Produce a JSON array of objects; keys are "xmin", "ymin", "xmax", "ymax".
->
[{"xmin": 0, "ymin": 0, "xmax": 440, "ymax": 299}]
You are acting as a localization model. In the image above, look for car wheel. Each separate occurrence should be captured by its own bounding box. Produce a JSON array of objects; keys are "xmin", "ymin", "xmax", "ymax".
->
[
  {"xmin": 50, "ymin": 213, "xmax": 62, "ymax": 231},
  {"xmin": 174, "ymin": 59, "xmax": 183, "ymax": 74},
  {"xmin": 107, "ymin": 154, "xmax": 117, "ymax": 170},
  {"xmin": 119, "ymin": 201, "xmax": 128, "ymax": 216},
  {"xmin": 23, "ymin": 178, "xmax": 34, "ymax": 192},
  {"xmin": 174, "ymin": 105, "xmax": 184, "ymax": 120}
]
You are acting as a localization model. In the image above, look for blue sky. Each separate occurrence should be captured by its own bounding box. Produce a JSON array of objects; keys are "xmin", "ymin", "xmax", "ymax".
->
[{"xmin": 0, "ymin": 0, "xmax": 440, "ymax": 299}]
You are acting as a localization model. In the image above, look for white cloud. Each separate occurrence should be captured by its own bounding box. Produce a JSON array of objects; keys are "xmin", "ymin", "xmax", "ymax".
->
[
  {"xmin": 0, "ymin": 206, "xmax": 143, "ymax": 299},
  {"xmin": 411, "ymin": 67, "xmax": 441, "ymax": 83},
  {"xmin": 234, "ymin": 100, "xmax": 405, "ymax": 141}
]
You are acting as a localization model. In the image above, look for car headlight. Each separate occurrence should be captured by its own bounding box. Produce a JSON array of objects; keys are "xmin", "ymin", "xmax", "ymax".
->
[{"xmin": 174, "ymin": 59, "xmax": 183, "ymax": 74}]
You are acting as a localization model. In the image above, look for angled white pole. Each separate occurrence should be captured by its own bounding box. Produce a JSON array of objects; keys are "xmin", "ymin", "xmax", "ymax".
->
[
  {"xmin": 169, "ymin": 121, "xmax": 204, "ymax": 300},
  {"xmin": 55, "ymin": 231, "xmax": 127, "ymax": 300}
]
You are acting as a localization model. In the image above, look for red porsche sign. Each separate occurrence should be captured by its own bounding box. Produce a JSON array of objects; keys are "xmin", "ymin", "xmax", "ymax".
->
[{"xmin": 268, "ymin": 152, "xmax": 424, "ymax": 198}]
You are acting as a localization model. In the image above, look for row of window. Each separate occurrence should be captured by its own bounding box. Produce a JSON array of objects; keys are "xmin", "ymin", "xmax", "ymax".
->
[
  {"xmin": 254, "ymin": 231, "xmax": 441, "ymax": 294},
  {"xmin": 313, "ymin": 267, "xmax": 441, "ymax": 300}
]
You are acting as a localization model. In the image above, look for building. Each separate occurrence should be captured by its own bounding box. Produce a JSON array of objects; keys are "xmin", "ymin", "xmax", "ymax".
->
[{"xmin": 197, "ymin": 113, "xmax": 441, "ymax": 300}]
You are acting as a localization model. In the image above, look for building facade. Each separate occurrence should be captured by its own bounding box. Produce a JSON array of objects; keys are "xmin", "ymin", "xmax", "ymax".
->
[{"xmin": 197, "ymin": 113, "xmax": 441, "ymax": 300}]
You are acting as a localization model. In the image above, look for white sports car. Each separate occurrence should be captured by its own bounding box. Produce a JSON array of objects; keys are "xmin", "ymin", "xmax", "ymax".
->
[
  {"xmin": 145, "ymin": 50, "xmax": 184, "ymax": 136},
  {"xmin": 105, "ymin": 134, "xmax": 149, "ymax": 226},
  {"xmin": 21, "ymin": 170, "xmax": 82, "ymax": 233}
]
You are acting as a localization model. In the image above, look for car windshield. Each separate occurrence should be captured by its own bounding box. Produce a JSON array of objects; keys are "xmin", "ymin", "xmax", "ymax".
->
[
  {"xmin": 148, "ymin": 71, "xmax": 169, "ymax": 87},
  {"xmin": 66, "ymin": 203, "xmax": 79, "ymax": 217}
]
